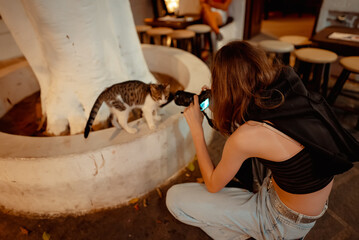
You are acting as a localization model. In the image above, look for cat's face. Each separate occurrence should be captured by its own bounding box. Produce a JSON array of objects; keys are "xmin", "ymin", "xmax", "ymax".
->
[{"xmin": 150, "ymin": 84, "xmax": 170, "ymax": 105}]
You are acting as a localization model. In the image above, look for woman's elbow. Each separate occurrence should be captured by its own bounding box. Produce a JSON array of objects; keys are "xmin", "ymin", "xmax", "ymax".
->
[{"xmin": 205, "ymin": 183, "xmax": 222, "ymax": 193}]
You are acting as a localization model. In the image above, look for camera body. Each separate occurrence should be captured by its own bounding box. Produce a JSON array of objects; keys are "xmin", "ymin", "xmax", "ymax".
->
[{"xmin": 174, "ymin": 90, "xmax": 211, "ymax": 111}]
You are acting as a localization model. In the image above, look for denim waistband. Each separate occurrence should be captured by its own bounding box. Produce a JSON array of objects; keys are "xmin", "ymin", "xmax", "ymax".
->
[{"xmin": 267, "ymin": 179, "xmax": 328, "ymax": 224}]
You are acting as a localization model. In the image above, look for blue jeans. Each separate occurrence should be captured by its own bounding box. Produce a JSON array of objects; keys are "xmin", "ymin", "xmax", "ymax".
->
[{"xmin": 166, "ymin": 176, "xmax": 327, "ymax": 240}]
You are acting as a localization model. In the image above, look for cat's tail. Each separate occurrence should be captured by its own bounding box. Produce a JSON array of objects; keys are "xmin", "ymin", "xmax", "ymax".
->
[{"xmin": 84, "ymin": 95, "xmax": 105, "ymax": 138}]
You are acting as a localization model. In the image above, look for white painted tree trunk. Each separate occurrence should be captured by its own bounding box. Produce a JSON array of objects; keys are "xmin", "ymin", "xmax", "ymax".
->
[{"xmin": 0, "ymin": 0, "xmax": 156, "ymax": 135}]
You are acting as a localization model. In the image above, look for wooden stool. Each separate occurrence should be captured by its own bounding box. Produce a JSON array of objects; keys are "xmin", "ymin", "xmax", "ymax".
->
[
  {"xmin": 136, "ymin": 25, "xmax": 152, "ymax": 43},
  {"xmin": 327, "ymin": 56, "xmax": 359, "ymax": 105},
  {"xmin": 146, "ymin": 27, "xmax": 173, "ymax": 46},
  {"xmin": 186, "ymin": 24, "xmax": 213, "ymax": 58},
  {"xmin": 169, "ymin": 29, "xmax": 195, "ymax": 52},
  {"xmin": 294, "ymin": 48, "xmax": 338, "ymax": 96},
  {"xmin": 258, "ymin": 40, "xmax": 294, "ymax": 65},
  {"xmin": 279, "ymin": 35, "xmax": 312, "ymax": 48}
]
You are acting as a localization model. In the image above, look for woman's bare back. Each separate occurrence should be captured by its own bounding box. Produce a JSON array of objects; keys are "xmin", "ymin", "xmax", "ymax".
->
[{"xmin": 243, "ymin": 121, "xmax": 332, "ymax": 216}]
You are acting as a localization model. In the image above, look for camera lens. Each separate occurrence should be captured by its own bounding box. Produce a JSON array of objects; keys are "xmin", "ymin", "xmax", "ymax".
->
[
  {"xmin": 174, "ymin": 90, "xmax": 211, "ymax": 109},
  {"xmin": 174, "ymin": 91, "xmax": 195, "ymax": 107},
  {"xmin": 198, "ymin": 90, "xmax": 211, "ymax": 103}
]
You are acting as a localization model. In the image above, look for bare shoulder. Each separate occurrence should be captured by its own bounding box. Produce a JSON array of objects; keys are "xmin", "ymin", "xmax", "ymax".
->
[
  {"xmin": 229, "ymin": 120, "xmax": 304, "ymax": 161},
  {"xmin": 227, "ymin": 121, "xmax": 270, "ymax": 158},
  {"xmin": 230, "ymin": 120, "xmax": 267, "ymax": 140}
]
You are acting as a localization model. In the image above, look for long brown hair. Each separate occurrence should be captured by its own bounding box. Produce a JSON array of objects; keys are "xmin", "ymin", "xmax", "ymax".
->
[{"xmin": 211, "ymin": 41, "xmax": 283, "ymax": 135}]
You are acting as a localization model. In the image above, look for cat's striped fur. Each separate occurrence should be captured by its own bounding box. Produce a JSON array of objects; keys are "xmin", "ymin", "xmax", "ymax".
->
[{"xmin": 84, "ymin": 80, "xmax": 170, "ymax": 138}]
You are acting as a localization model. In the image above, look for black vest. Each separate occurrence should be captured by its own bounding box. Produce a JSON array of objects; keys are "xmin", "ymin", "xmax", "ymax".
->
[{"xmin": 247, "ymin": 66, "xmax": 359, "ymax": 177}]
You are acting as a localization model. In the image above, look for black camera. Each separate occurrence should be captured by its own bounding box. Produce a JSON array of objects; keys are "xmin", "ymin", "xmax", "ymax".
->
[{"xmin": 174, "ymin": 90, "xmax": 211, "ymax": 111}]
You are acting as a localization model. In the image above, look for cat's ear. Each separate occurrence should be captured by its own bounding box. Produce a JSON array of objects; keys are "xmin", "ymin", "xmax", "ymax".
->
[{"xmin": 149, "ymin": 84, "xmax": 157, "ymax": 93}]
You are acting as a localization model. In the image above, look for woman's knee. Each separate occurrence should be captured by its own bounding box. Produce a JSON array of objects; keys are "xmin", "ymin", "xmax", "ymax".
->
[
  {"xmin": 166, "ymin": 184, "xmax": 188, "ymax": 211},
  {"xmin": 166, "ymin": 184, "xmax": 179, "ymax": 211},
  {"xmin": 166, "ymin": 184, "xmax": 190, "ymax": 221},
  {"xmin": 166, "ymin": 183, "xmax": 202, "ymax": 213}
]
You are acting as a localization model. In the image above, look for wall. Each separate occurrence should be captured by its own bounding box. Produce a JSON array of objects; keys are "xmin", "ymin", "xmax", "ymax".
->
[
  {"xmin": 0, "ymin": 0, "xmax": 154, "ymax": 61},
  {"xmin": 0, "ymin": 19, "xmax": 22, "ymax": 60},
  {"xmin": 315, "ymin": 0, "xmax": 359, "ymax": 33},
  {"xmin": 129, "ymin": 0, "xmax": 154, "ymax": 25}
]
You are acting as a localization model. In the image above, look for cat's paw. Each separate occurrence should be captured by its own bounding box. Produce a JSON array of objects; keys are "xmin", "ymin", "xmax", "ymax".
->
[
  {"xmin": 148, "ymin": 124, "xmax": 156, "ymax": 130},
  {"xmin": 125, "ymin": 127, "xmax": 138, "ymax": 134}
]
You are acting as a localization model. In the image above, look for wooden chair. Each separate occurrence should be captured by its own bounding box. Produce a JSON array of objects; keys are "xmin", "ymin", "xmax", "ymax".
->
[
  {"xmin": 186, "ymin": 24, "xmax": 213, "ymax": 59},
  {"xmin": 279, "ymin": 35, "xmax": 312, "ymax": 49},
  {"xmin": 294, "ymin": 47, "xmax": 338, "ymax": 96},
  {"xmin": 136, "ymin": 25, "xmax": 152, "ymax": 43},
  {"xmin": 259, "ymin": 40, "xmax": 295, "ymax": 65},
  {"xmin": 147, "ymin": 27, "xmax": 174, "ymax": 46},
  {"xmin": 327, "ymin": 56, "xmax": 359, "ymax": 105},
  {"xmin": 169, "ymin": 29, "xmax": 195, "ymax": 52}
]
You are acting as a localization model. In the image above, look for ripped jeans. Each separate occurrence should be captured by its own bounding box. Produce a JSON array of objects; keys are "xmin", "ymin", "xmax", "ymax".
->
[{"xmin": 166, "ymin": 176, "xmax": 327, "ymax": 240}]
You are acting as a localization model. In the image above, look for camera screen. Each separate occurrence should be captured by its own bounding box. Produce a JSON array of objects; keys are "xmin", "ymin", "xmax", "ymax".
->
[{"xmin": 200, "ymin": 98, "xmax": 210, "ymax": 111}]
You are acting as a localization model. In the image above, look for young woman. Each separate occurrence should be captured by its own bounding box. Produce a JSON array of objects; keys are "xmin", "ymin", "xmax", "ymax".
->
[
  {"xmin": 166, "ymin": 41, "xmax": 358, "ymax": 240},
  {"xmin": 200, "ymin": 0, "xmax": 232, "ymax": 40}
]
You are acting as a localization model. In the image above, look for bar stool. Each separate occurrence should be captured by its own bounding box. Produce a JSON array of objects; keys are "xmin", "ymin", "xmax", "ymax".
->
[
  {"xmin": 146, "ymin": 27, "xmax": 174, "ymax": 46},
  {"xmin": 169, "ymin": 29, "xmax": 195, "ymax": 52},
  {"xmin": 186, "ymin": 24, "xmax": 213, "ymax": 59},
  {"xmin": 258, "ymin": 40, "xmax": 295, "ymax": 65},
  {"xmin": 327, "ymin": 56, "xmax": 359, "ymax": 105},
  {"xmin": 136, "ymin": 25, "xmax": 152, "ymax": 43},
  {"xmin": 294, "ymin": 48, "xmax": 338, "ymax": 96},
  {"xmin": 279, "ymin": 35, "xmax": 312, "ymax": 49}
]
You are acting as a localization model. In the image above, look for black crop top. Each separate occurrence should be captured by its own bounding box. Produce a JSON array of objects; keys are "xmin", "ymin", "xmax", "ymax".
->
[{"xmin": 258, "ymin": 148, "xmax": 334, "ymax": 194}]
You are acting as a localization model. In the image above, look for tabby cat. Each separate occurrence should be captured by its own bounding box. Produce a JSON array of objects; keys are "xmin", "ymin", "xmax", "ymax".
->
[{"xmin": 84, "ymin": 80, "xmax": 170, "ymax": 138}]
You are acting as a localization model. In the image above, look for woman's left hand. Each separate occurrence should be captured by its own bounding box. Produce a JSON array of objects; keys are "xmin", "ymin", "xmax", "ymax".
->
[{"xmin": 183, "ymin": 95, "xmax": 204, "ymax": 136}]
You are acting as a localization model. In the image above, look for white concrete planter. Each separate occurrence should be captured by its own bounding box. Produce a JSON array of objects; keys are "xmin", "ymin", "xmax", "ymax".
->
[{"xmin": 0, "ymin": 45, "xmax": 213, "ymax": 216}]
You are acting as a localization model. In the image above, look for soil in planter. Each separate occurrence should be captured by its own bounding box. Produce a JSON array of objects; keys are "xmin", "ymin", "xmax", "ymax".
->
[{"xmin": 0, "ymin": 72, "xmax": 184, "ymax": 136}]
